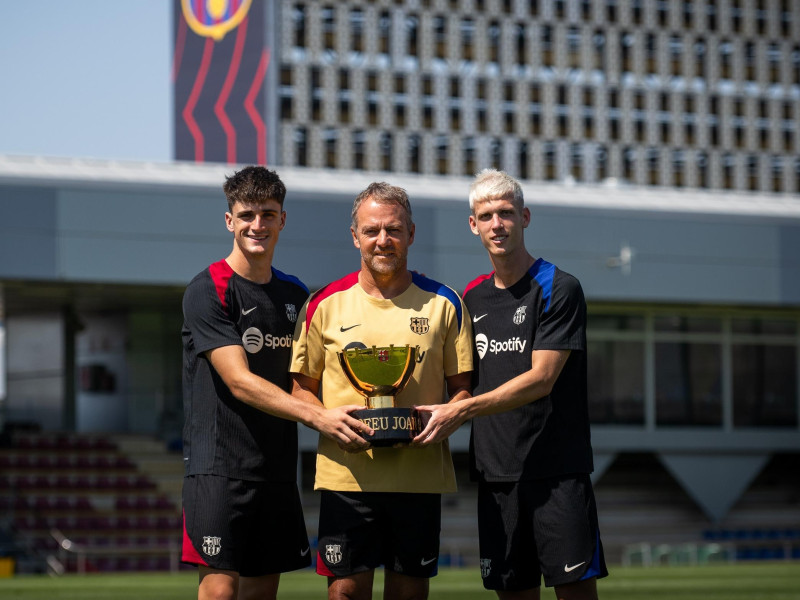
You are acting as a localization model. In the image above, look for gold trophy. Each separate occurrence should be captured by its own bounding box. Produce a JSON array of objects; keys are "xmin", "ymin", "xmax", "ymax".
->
[{"xmin": 337, "ymin": 344, "xmax": 423, "ymax": 447}]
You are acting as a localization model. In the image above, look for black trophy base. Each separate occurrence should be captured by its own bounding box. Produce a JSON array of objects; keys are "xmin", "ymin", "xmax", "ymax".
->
[{"xmin": 353, "ymin": 407, "xmax": 424, "ymax": 447}]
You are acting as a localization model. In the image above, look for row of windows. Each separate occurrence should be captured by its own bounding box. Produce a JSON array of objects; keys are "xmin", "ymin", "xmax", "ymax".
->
[
  {"xmin": 292, "ymin": 5, "xmax": 800, "ymax": 83},
  {"xmin": 280, "ymin": 71, "xmax": 799, "ymax": 154},
  {"xmin": 587, "ymin": 311, "xmax": 799, "ymax": 428},
  {"xmin": 286, "ymin": 127, "xmax": 800, "ymax": 193},
  {"xmin": 283, "ymin": 66, "xmax": 800, "ymax": 119},
  {"xmin": 301, "ymin": 1, "xmax": 797, "ymax": 39}
]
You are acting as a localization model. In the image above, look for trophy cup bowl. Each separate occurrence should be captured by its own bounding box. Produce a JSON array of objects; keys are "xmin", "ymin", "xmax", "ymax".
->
[{"xmin": 337, "ymin": 344, "xmax": 423, "ymax": 447}]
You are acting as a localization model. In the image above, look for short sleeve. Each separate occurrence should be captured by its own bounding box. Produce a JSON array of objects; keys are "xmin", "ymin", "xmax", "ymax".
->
[
  {"xmin": 182, "ymin": 275, "xmax": 242, "ymax": 355},
  {"xmin": 533, "ymin": 271, "xmax": 586, "ymax": 351}
]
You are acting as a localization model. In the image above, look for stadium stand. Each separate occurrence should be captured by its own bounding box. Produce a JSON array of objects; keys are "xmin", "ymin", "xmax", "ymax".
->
[{"xmin": 0, "ymin": 427, "xmax": 184, "ymax": 574}]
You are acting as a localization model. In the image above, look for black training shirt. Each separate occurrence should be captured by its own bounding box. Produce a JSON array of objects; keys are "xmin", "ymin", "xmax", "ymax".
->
[
  {"xmin": 463, "ymin": 258, "xmax": 593, "ymax": 482},
  {"xmin": 181, "ymin": 259, "xmax": 309, "ymax": 481}
]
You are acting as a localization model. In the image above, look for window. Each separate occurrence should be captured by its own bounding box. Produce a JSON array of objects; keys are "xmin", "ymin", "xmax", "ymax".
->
[
  {"xmin": 620, "ymin": 32, "xmax": 634, "ymax": 73},
  {"xmin": 541, "ymin": 24, "xmax": 553, "ymax": 67},
  {"xmin": 490, "ymin": 138, "xmax": 503, "ymax": 170},
  {"xmin": 515, "ymin": 23, "xmax": 526, "ymax": 65},
  {"xmin": 294, "ymin": 127, "xmax": 307, "ymax": 166},
  {"xmin": 592, "ymin": 30, "xmax": 605, "ymax": 71},
  {"xmin": 747, "ymin": 155, "xmax": 759, "ymax": 191},
  {"xmin": 279, "ymin": 67, "xmax": 293, "ymax": 120},
  {"xmin": 321, "ymin": 5, "xmax": 336, "ymax": 51},
  {"xmin": 694, "ymin": 38, "xmax": 706, "ymax": 78},
  {"xmin": 646, "ymin": 33, "xmax": 657, "ymax": 74},
  {"xmin": 408, "ymin": 134, "xmax": 421, "ymax": 173},
  {"xmin": 406, "ymin": 14, "xmax": 419, "ymax": 58},
  {"xmin": 771, "ymin": 155, "xmax": 783, "ymax": 192},
  {"xmin": 489, "ymin": 20, "xmax": 501, "ymax": 64},
  {"xmin": 744, "ymin": 41, "xmax": 756, "ymax": 82},
  {"xmin": 720, "ymin": 40, "xmax": 733, "ymax": 79},
  {"xmin": 380, "ymin": 132, "xmax": 393, "ymax": 171},
  {"xmin": 589, "ymin": 310, "xmax": 800, "ymax": 430},
  {"xmin": 433, "ymin": 15, "xmax": 447, "ymax": 59},
  {"xmin": 544, "ymin": 141, "xmax": 557, "ymax": 180},
  {"xmin": 323, "ymin": 127, "xmax": 337, "ymax": 168},
  {"xmin": 672, "ymin": 149, "xmax": 684, "ymax": 187},
  {"xmin": 436, "ymin": 135, "xmax": 449, "ymax": 174},
  {"xmin": 567, "ymin": 26, "xmax": 581, "ymax": 68},
  {"xmin": 310, "ymin": 67, "xmax": 322, "ymax": 121},
  {"xmin": 697, "ymin": 151, "xmax": 708, "ymax": 187},
  {"xmin": 596, "ymin": 145, "xmax": 608, "ymax": 180},
  {"xmin": 570, "ymin": 143, "xmax": 583, "ymax": 180},
  {"xmin": 669, "ymin": 34, "xmax": 683, "ymax": 77},
  {"xmin": 378, "ymin": 11, "xmax": 391, "ymax": 56},
  {"xmin": 732, "ymin": 318, "xmax": 797, "ymax": 428},
  {"xmin": 349, "ymin": 8, "xmax": 364, "ymax": 52},
  {"xmin": 518, "ymin": 140, "xmax": 529, "ymax": 179},
  {"xmin": 623, "ymin": 146, "xmax": 636, "ymax": 180},
  {"xmin": 768, "ymin": 43, "xmax": 781, "ymax": 84},
  {"xmin": 292, "ymin": 4, "xmax": 306, "ymax": 48},
  {"xmin": 463, "ymin": 136, "xmax": 476, "ymax": 176},
  {"xmin": 655, "ymin": 316, "xmax": 723, "ymax": 427},
  {"xmin": 460, "ymin": 17, "xmax": 474, "ymax": 61},
  {"xmin": 353, "ymin": 130, "xmax": 365, "ymax": 170},
  {"xmin": 646, "ymin": 147, "xmax": 659, "ymax": 184},
  {"xmin": 723, "ymin": 152, "xmax": 735, "ymax": 189}
]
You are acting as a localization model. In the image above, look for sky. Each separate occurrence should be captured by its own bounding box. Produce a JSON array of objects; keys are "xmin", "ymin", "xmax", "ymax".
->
[{"xmin": 0, "ymin": 1, "xmax": 172, "ymax": 162}]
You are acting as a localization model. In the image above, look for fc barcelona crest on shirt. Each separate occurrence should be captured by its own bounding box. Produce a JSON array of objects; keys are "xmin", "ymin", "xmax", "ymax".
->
[
  {"xmin": 325, "ymin": 544, "xmax": 343, "ymax": 564},
  {"xmin": 409, "ymin": 317, "xmax": 430, "ymax": 335},
  {"xmin": 202, "ymin": 536, "xmax": 222, "ymax": 556},
  {"xmin": 286, "ymin": 303, "xmax": 298, "ymax": 323},
  {"xmin": 513, "ymin": 305, "xmax": 527, "ymax": 325}
]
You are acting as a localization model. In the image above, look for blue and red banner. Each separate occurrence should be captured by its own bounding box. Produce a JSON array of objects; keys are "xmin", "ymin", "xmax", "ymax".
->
[{"xmin": 173, "ymin": 0, "xmax": 269, "ymax": 165}]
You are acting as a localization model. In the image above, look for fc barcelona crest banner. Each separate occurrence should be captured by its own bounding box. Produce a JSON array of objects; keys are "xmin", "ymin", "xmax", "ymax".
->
[{"xmin": 173, "ymin": 0, "xmax": 273, "ymax": 165}]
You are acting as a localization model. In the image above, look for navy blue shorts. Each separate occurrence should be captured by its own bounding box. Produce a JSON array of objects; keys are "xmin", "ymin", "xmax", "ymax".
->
[
  {"xmin": 182, "ymin": 474, "xmax": 311, "ymax": 576},
  {"xmin": 316, "ymin": 490, "xmax": 441, "ymax": 578},
  {"xmin": 478, "ymin": 474, "xmax": 608, "ymax": 590}
]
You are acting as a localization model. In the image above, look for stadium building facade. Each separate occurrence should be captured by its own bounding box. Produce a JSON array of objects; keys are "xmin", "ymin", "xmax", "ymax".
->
[{"xmin": 2, "ymin": 0, "xmax": 800, "ymax": 565}]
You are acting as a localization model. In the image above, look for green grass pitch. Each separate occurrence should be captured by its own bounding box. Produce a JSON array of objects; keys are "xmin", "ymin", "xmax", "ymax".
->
[{"xmin": 1, "ymin": 563, "xmax": 799, "ymax": 599}]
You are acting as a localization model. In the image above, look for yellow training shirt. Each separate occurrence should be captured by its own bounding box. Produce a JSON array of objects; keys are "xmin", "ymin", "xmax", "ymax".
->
[{"xmin": 290, "ymin": 271, "xmax": 473, "ymax": 493}]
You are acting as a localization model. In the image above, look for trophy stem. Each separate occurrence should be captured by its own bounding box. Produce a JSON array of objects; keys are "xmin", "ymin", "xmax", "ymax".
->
[{"xmin": 367, "ymin": 396, "xmax": 394, "ymax": 409}]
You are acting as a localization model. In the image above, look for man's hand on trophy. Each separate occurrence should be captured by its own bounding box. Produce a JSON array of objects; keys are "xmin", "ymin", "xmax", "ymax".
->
[
  {"xmin": 319, "ymin": 404, "xmax": 375, "ymax": 452},
  {"xmin": 410, "ymin": 403, "xmax": 467, "ymax": 446}
]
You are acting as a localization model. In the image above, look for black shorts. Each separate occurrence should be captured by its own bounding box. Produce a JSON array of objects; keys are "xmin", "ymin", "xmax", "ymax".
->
[
  {"xmin": 316, "ymin": 491, "xmax": 441, "ymax": 579},
  {"xmin": 182, "ymin": 474, "xmax": 311, "ymax": 577},
  {"xmin": 478, "ymin": 474, "xmax": 608, "ymax": 590}
]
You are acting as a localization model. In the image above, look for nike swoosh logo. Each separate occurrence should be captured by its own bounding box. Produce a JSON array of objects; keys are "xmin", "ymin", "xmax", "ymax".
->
[
  {"xmin": 242, "ymin": 307, "xmax": 257, "ymax": 315},
  {"xmin": 300, "ymin": 548, "xmax": 310, "ymax": 557},
  {"xmin": 473, "ymin": 314, "xmax": 488, "ymax": 322},
  {"xmin": 564, "ymin": 561, "xmax": 586, "ymax": 573},
  {"xmin": 340, "ymin": 324, "xmax": 361, "ymax": 332},
  {"xmin": 420, "ymin": 557, "xmax": 437, "ymax": 566}
]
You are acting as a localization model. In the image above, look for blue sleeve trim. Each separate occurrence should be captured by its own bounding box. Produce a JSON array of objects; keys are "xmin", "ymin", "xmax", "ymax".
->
[
  {"xmin": 411, "ymin": 272, "xmax": 463, "ymax": 331},
  {"xmin": 272, "ymin": 267, "xmax": 310, "ymax": 295},
  {"xmin": 530, "ymin": 258, "xmax": 555, "ymax": 313}
]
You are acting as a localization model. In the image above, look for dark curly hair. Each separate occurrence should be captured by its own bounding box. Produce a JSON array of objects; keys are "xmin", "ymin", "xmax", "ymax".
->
[{"xmin": 223, "ymin": 166, "xmax": 287, "ymax": 212}]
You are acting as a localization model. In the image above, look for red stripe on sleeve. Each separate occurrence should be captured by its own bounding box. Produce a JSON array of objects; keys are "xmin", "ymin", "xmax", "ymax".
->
[
  {"xmin": 208, "ymin": 260, "xmax": 234, "ymax": 312},
  {"xmin": 305, "ymin": 272, "xmax": 360, "ymax": 332},
  {"xmin": 463, "ymin": 272, "xmax": 494, "ymax": 296}
]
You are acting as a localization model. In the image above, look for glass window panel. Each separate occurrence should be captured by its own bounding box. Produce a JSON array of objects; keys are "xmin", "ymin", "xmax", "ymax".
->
[
  {"xmin": 656, "ymin": 342, "xmax": 722, "ymax": 426},
  {"xmin": 733, "ymin": 344, "xmax": 798, "ymax": 428},
  {"xmin": 588, "ymin": 340, "xmax": 645, "ymax": 425},
  {"xmin": 654, "ymin": 315, "xmax": 722, "ymax": 333},
  {"xmin": 588, "ymin": 314, "xmax": 645, "ymax": 331},
  {"xmin": 732, "ymin": 318, "xmax": 797, "ymax": 335}
]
